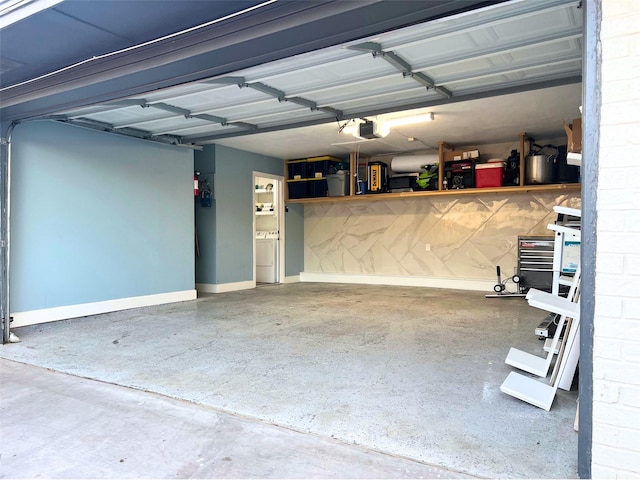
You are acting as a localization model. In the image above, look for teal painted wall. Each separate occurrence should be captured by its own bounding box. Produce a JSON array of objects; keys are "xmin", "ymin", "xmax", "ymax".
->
[
  {"xmin": 194, "ymin": 148, "xmax": 216, "ymax": 284},
  {"xmin": 285, "ymin": 203, "xmax": 304, "ymax": 277},
  {"xmin": 194, "ymin": 144, "xmax": 304, "ymax": 285},
  {"xmin": 10, "ymin": 121, "xmax": 194, "ymax": 312}
]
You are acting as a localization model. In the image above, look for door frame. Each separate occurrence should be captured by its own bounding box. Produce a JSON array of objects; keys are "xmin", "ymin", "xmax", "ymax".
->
[{"xmin": 252, "ymin": 171, "xmax": 285, "ymax": 284}]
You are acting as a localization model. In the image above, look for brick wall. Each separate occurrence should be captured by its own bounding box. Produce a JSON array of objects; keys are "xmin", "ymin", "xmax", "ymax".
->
[{"xmin": 592, "ymin": 0, "xmax": 640, "ymax": 476}]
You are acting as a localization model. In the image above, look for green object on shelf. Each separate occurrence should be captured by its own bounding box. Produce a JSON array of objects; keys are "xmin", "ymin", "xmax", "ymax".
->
[{"xmin": 415, "ymin": 165, "xmax": 438, "ymax": 189}]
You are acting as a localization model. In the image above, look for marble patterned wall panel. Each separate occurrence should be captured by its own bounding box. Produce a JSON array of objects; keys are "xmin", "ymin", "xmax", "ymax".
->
[
  {"xmin": 304, "ymin": 191, "xmax": 581, "ymax": 281},
  {"xmin": 378, "ymin": 199, "xmax": 445, "ymax": 264}
]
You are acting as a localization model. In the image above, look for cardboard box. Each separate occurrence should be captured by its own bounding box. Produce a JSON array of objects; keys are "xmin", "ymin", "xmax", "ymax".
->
[
  {"xmin": 563, "ymin": 118, "xmax": 582, "ymax": 153},
  {"xmin": 462, "ymin": 149, "xmax": 479, "ymax": 160}
]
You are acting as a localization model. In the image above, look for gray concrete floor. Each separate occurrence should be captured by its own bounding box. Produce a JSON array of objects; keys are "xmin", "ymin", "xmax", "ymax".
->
[
  {"xmin": 0, "ymin": 283, "xmax": 579, "ymax": 478},
  {"xmin": 0, "ymin": 359, "xmax": 472, "ymax": 479}
]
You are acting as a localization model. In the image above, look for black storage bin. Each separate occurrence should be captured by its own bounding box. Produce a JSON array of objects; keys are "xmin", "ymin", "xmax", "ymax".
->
[
  {"xmin": 287, "ymin": 180, "xmax": 309, "ymax": 199},
  {"xmin": 307, "ymin": 156, "xmax": 341, "ymax": 179},
  {"xmin": 287, "ymin": 159, "xmax": 308, "ymax": 180},
  {"xmin": 309, "ymin": 178, "xmax": 328, "ymax": 197}
]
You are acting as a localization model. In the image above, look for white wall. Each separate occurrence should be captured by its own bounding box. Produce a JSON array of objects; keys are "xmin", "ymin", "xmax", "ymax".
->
[
  {"xmin": 304, "ymin": 191, "xmax": 580, "ymax": 290},
  {"xmin": 592, "ymin": 0, "xmax": 640, "ymax": 476}
]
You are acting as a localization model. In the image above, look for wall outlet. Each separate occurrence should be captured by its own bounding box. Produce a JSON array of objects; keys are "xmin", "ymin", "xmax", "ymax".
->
[{"xmin": 425, "ymin": 243, "xmax": 431, "ymax": 252}]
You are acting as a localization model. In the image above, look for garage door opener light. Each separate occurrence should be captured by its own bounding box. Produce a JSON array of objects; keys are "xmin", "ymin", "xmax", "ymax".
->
[{"xmin": 340, "ymin": 112, "xmax": 434, "ymax": 139}]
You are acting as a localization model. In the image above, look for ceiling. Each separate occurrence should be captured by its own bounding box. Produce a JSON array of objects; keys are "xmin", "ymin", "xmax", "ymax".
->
[
  {"xmin": 1, "ymin": 0, "xmax": 583, "ymax": 159},
  {"xmin": 0, "ymin": 0, "xmax": 268, "ymax": 87}
]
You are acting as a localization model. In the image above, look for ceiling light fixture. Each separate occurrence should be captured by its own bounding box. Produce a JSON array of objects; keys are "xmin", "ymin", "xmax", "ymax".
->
[
  {"xmin": 339, "ymin": 112, "xmax": 434, "ymax": 139},
  {"xmin": 385, "ymin": 112, "xmax": 435, "ymax": 127}
]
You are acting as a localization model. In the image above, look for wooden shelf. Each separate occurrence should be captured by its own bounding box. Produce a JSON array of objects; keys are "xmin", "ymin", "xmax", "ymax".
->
[
  {"xmin": 285, "ymin": 134, "xmax": 580, "ymax": 204},
  {"xmin": 285, "ymin": 183, "xmax": 580, "ymax": 204}
]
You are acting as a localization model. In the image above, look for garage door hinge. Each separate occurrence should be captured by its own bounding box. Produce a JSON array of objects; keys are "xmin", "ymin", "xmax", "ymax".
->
[
  {"xmin": 0, "ymin": 240, "xmax": 5, "ymax": 248},
  {"xmin": 0, "ymin": 138, "xmax": 7, "ymax": 146}
]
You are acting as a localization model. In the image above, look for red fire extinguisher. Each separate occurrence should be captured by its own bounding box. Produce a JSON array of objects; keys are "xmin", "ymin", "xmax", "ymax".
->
[{"xmin": 194, "ymin": 171, "xmax": 200, "ymax": 197}]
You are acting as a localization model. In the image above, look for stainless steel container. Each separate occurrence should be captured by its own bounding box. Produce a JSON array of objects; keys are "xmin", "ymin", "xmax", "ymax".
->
[{"xmin": 525, "ymin": 154, "xmax": 556, "ymax": 184}]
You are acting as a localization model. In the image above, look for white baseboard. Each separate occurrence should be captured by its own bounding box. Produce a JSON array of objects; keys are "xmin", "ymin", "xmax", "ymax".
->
[
  {"xmin": 283, "ymin": 275, "xmax": 300, "ymax": 284},
  {"xmin": 10, "ymin": 290, "xmax": 198, "ymax": 328},
  {"xmin": 299, "ymin": 272, "xmax": 495, "ymax": 292},
  {"xmin": 196, "ymin": 281, "xmax": 255, "ymax": 294}
]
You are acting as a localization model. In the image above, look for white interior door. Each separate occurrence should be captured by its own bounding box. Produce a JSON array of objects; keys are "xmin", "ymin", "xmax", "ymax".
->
[{"xmin": 253, "ymin": 172, "xmax": 284, "ymax": 284}]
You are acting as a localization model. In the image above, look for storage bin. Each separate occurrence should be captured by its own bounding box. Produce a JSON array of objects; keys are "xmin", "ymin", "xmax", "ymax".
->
[
  {"xmin": 287, "ymin": 159, "xmax": 308, "ymax": 180},
  {"xmin": 307, "ymin": 156, "xmax": 341, "ymax": 179},
  {"xmin": 475, "ymin": 162, "xmax": 505, "ymax": 188},
  {"xmin": 326, "ymin": 171, "xmax": 350, "ymax": 196},
  {"xmin": 287, "ymin": 180, "xmax": 309, "ymax": 199},
  {"xmin": 309, "ymin": 178, "xmax": 328, "ymax": 197}
]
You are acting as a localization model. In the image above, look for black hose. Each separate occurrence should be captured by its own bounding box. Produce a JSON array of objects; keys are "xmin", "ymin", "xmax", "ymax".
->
[{"xmin": 531, "ymin": 143, "xmax": 559, "ymax": 155}]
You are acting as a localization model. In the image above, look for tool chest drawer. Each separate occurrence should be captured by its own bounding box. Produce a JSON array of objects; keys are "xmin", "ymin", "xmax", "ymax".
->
[{"xmin": 518, "ymin": 235, "xmax": 554, "ymax": 292}]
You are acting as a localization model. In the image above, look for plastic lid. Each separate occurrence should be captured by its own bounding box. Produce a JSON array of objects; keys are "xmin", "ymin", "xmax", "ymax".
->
[{"xmin": 475, "ymin": 162, "xmax": 505, "ymax": 169}]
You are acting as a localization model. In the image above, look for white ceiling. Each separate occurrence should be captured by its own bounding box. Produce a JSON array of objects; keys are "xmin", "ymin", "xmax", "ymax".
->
[
  {"xmin": 51, "ymin": 0, "xmax": 583, "ymax": 159},
  {"xmin": 214, "ymin": 84, "xmax": 582, "ymax": 159}
]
